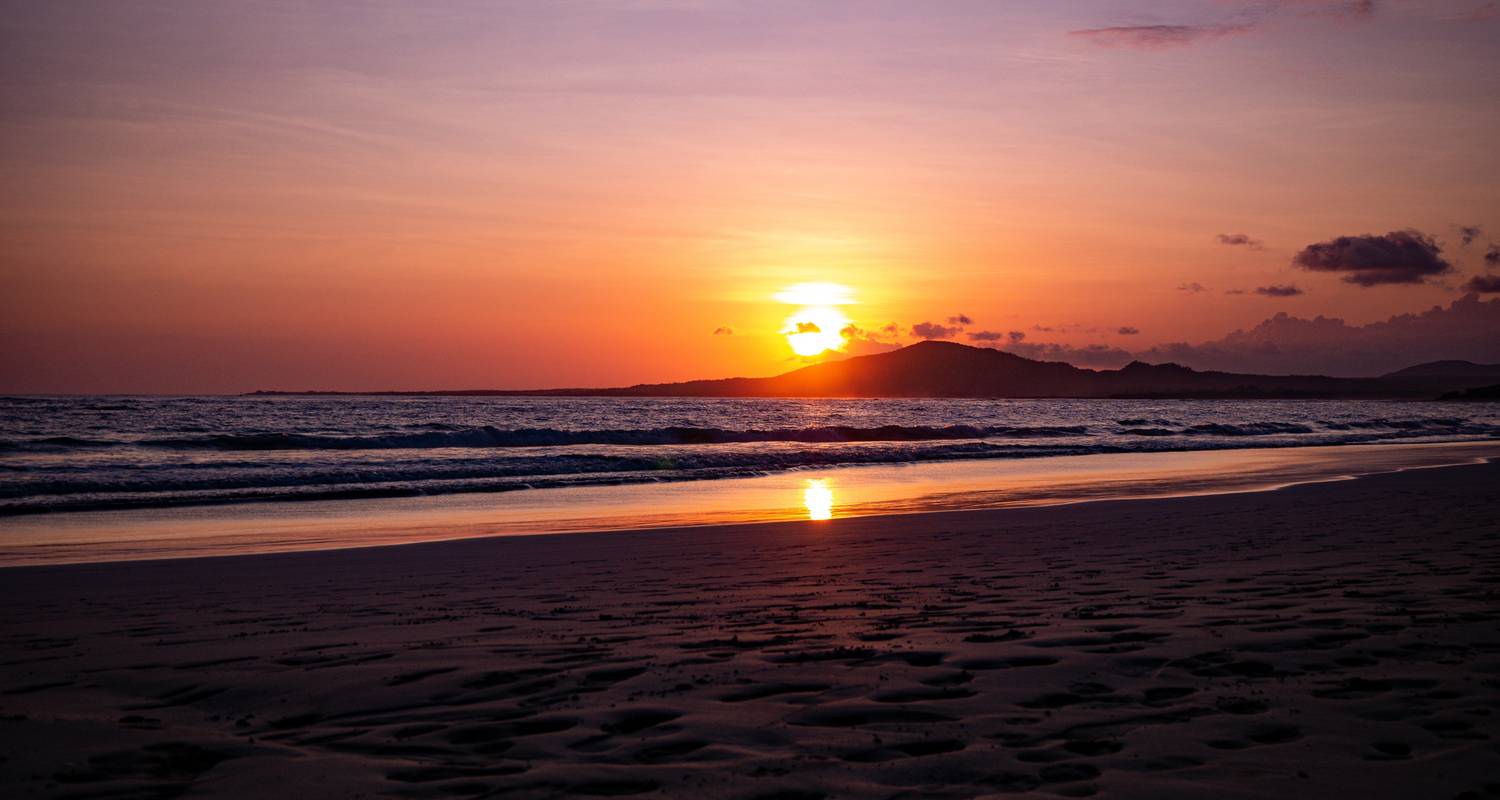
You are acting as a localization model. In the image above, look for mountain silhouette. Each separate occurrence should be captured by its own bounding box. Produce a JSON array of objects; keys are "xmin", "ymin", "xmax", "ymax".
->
[{"xmin": 252, "ymin": 341, "xmax": 1500, "ymax": 399}]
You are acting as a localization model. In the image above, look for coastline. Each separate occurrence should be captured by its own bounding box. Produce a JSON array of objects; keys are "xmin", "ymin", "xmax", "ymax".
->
[
  {"xmin": 1, "ymin": 461, "xmax": 1497, "ymax": 797},
  {"xmin": 2, "ymin": 439, "xmax": 1497, "ymax": 567}
]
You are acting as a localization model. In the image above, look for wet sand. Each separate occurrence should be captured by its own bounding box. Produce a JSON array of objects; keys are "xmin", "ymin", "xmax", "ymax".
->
[
  {"xmin": 4, "ymin": 440, "xmax": 1498, "ymax": 567},
  {"xmin": 1, "ymin": 462, "xmax": 1498, "ymax": 798}
]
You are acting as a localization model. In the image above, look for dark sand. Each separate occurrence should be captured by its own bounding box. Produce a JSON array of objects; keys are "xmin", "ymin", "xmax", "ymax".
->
[{"xmin": 2, "ymin": 463, "xmax": 1498, "ymax": 798}]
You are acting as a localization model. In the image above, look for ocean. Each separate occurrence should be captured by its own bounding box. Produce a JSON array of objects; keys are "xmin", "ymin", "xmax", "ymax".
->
[{"xmin": 3, "ymin": 395, "xmax": 1498, "ymax": 516}]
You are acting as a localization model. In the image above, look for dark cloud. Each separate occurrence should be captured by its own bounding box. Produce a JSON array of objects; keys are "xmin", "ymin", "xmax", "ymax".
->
[
  {"xmin": 910, "ymin": 321, "xmax": 962, "ymax": 340},
  {"xmin": 793, "ymin": 321, "xmax": 821, "ymax": 334},
  {"xmin": 1291, "ymin": 229, "xmax": 1453, "ymax": 286},
  {"xmin": 878, "ymin": 322, "xmax": 900, "ymax": 338},
  {"xmin": 1070, "ymin": 22, "xmax": 1254, "ymax": 49},
  {"xmin": 1486, "ymin": 244, "xmax": 1500, "ymax": 267},
  {"xmin": 947, "ymin": 314, "xmax": 973, "ymax": 326},
  {"xmin": 1117, "ymin": 326, "xmax": 1140, "ymax": 335},
  {"xmin": 837, "ymin": 324, "xmax": 902, "ymax": 357},
  {"xmin": 1457, "ymin": 225, "xmax": 1482, "ymax": 247},
  {"xmin": 1178, "ymin": 282, "xmax": 1208, "ymax": 293},
  {"xmin": 1009, "ymin": 331, "xmax": 1026, "ymax": 343},
  {"xmin": 966, "ymin": 330, "xmax": 1004, "ymax": 342},
  {"xmin": 1136, "ymin": 294, "xmax": 1500, "ymax": 376},
  {"xmin": 1225, "ymin": 288, "xmax": 1248, "ymax": 295},
  {"xmin": 1255, "ymin": 284, "xmax": 1304, "ymax": 297},
  {"xmin": 1216, "ymin": 233, "xmax": 1264, "ymax": 249},
  {"xmin": 1465, "ymin": 275, "xmax": 1500, "ymax": 293},
  {"xmin": 712, "ymin": 326, "xmax": 733, "ymax": 335}
]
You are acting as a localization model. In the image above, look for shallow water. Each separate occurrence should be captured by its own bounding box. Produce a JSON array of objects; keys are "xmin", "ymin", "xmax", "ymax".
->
[
  {"xmin": 3, "ymin": 396, "xmax": 1497, "ymax": 515},
  {"xmin": 2, "ymin": 440, "xmax": 1496, "ymax": 566}
]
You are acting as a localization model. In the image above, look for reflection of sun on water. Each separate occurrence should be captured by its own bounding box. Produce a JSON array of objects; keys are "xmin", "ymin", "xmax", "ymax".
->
[{"xmin": 803, "ymin": 479, "xmax": 834, "ymax": 520}]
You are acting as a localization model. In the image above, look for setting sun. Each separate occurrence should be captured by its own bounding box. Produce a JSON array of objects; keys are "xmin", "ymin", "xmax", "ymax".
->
[
  {"xmin": 782, "ymin": 307, "xmax": 850, "ymax": 357},
  {"xmin": 778, "ymin": 283, "xmax": 855, "ymax": 357}
]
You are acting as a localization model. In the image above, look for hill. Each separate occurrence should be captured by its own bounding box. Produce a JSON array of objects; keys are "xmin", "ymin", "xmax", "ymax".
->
[{"xmin": 250, "ymin": 341, "xmax": 1500, "ymax": 399}]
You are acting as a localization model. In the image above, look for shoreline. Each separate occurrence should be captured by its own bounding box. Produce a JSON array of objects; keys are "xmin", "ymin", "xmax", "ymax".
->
[
  {"xmin": 2, "ymin": 439, "xmax": 1498, "ymax": 568},
  {"xmin": 1, "ymin": 462, "xmax": 1497, "ymax": 797}
]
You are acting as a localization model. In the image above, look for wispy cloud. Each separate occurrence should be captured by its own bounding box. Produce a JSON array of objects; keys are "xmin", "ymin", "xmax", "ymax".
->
[
  {"xmin": 1072, "ymin": 1, "xmax": 1377, "ymax": 50},
  {"xmin": 1070, "ymin": 22, "xmax": 1255, "ymax": 50},
  {"xmin": 1217, "ymin": 233, "xmax": 1265, "ymax": 250}
]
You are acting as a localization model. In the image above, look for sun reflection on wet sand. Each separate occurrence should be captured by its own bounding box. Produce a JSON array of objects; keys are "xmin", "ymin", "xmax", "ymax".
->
[
  {"xmin": 4, "ymin": 442, "xmax": 1497, "ymax": 566},
  {"xmin": 803, "ymin": 479, "xmax": 834, "ymax": 520}
]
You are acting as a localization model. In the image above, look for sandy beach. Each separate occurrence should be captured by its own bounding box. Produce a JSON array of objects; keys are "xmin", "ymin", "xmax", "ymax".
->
[{"xmin": 2, "ymin": 460, "xmax": 1497, "ymax": 798}]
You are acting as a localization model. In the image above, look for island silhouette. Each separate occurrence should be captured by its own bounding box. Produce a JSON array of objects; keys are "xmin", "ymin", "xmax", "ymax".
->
[{"xmin": 252, "ymin": 341, "xmax": 1500, "ymax": 399}]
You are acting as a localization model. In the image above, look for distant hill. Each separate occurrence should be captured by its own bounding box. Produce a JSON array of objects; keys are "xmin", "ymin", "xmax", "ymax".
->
[
  {"xmin": 250, "ymin": 341, "xmax": 1500, "ymax": 399},
  {"xmin": 1382, "ymin": 361, "xmax": 1500, "ymax": 380}
]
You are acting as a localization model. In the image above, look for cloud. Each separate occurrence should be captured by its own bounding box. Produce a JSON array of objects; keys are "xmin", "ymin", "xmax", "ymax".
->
[
  {"xmin": 947, "ymin": 314, "xmax": 973, "ymax": 326},
  {"xmin": 1117, "ymin": 326, "xmax": 1140, "ymax": 335},
  {"xmin": 837, "ymin": 324, "xmax": 903, "ymax": 357},
  {"xmin": 1255, "ymin": 284, "xmax": 1304, "ymax": 297},
  {"xmin": 1178, "ymin": 282, "xmax": 1208, "ymax": 293},
  {"xmin": 1287, "ymin": 0, "xmax": 1376, "ymax": 20},
  {"xmin": 966, "ymin": 330, "xmax": 1004, "ymax": 342},
  {"xmin": 910, "ymin": 321, "xmax": 962, "ymax": 340},
  {"xmin": 1225, "ymin": 288, "xmax": 1248, "ymax": 295},
  {"xmin": 1458, "ymin": 225, "xmax": 1482, "ymax": 247},
  {"xmin": 964, "ymin": 296, "xmax": 1500, "ymax": 377},
  {"xmin": 1291, "ymin": 229, "xmax": 1453, "ymax": 286},
  {"xmin": 1071, "ymin": 2, "xmax": 1374, "ymax": 51},
  {"xmin": 1070, "ymin": 22, "xmax": 1255, "ymax": 49},
  {"xmin": 793, "ymin": 321, "xmax": 821, "ymax": 333},
  {"xmin": 712, "ymin": 326, "xmax": 733, "ymax": 335},
  {"xmin": 1465, "ymin": 275, "xmax": 1500, "ymax": 293},
  {"xmin": 1487, "ymin": 244, "xmax": 1500, "ymax": 267},
  {"xmin": 1135, "ymin": 294, "xmax": 1500, "ymax": 376},
  {"xmin": 1216, "ymin": 233, "xmax": 1264, "ymax": 249}
]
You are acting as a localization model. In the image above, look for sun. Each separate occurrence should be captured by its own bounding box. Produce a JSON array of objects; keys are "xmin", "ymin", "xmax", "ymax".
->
[
  {"xmin": 783, "ymin": 306, "xmax": 850, "ymax": 357},
  {"xmin": 778, "ymin": 283, "xmax": 854, "ymax": 357}
]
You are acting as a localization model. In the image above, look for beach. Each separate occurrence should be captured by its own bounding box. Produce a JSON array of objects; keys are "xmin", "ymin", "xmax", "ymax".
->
[{"xmin": 2, "ymin": 459, "xmax": 1497, "ymax": 798}]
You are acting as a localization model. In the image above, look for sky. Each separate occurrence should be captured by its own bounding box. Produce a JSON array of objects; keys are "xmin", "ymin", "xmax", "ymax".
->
[{"xmin": 2, "ymin": 0, "xmax": 1498, "ymax": 392}]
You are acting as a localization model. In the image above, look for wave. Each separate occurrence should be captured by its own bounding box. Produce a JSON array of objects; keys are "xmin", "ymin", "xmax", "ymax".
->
[
  {"xmin": 5, "ymin": 417, "xmax": 1496, "ymax": 454},
  {"xmin": 130, "ymin": 424, "xmax": 1095, "ymax": 451},
  {"xmin": 0, "ymin": 441, "xmax": 1111, "ymax": 514},
  {"xmin": 1184, "ymin": 422, "xmax": 1316, "ymax": 436}
]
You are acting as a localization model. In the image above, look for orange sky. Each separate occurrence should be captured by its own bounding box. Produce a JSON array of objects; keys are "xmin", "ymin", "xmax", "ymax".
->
[{"xmin": 2, "ymin": 2, "xmax": 1498, "ymax": 392}]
